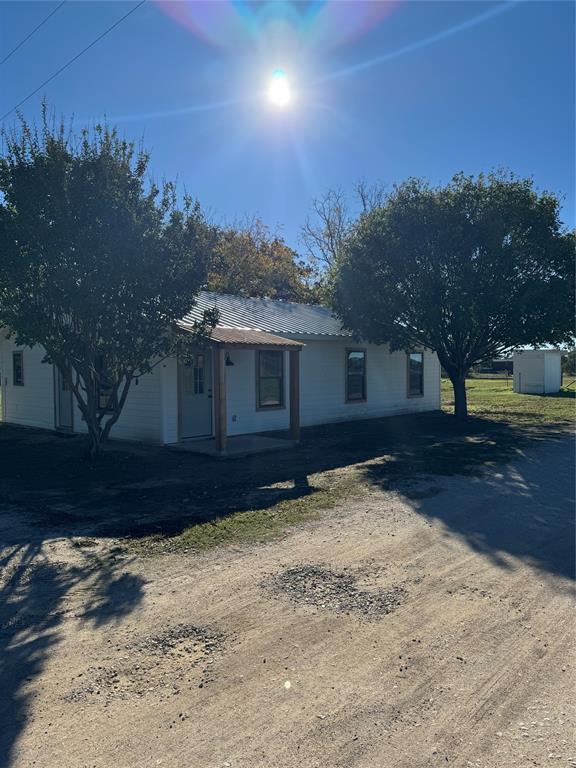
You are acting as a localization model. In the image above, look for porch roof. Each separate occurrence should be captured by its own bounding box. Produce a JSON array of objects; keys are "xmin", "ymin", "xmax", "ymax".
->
[{"xmin": 177, "ymin": 321, "xmax": 303, "ymax": 349}]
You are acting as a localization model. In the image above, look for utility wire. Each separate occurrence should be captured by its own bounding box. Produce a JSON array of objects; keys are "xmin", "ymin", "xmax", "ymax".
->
[
  {"xmin": 0, "ymin": 1, "xmax": 67, "ymax": 67},
  {"xmin": 0, "ymin": 0, "xmax": 146, "ymax": 122}
]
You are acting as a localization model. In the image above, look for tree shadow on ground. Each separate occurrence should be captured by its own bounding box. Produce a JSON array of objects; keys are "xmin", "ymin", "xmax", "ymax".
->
[
  {"xmin": 0, "ymin": 412, "xmax": 572, "ymax": 556},
  {"xmin": 361, "ymin": 429, "xmax": 575, "ymax": 583},
  {"xmin": 0, "ymin": 414, "xmax": 573, "ymax": 763},
  {"xmin": 0, "ymin": 531, "xmax": 144, "ymax": 767}
]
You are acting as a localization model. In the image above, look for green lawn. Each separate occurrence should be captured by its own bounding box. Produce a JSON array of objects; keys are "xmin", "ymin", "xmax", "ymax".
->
[
  {"xmin": 442, "ymin": 377, "xmax": 575, "ymax": 425},
  {"xmin": 133, "ymin": 380, "xmax": 574, "ymax": 555},
  {"xmin": 6, "ymin": 377, "xmax": 569, "ymax": 557}
]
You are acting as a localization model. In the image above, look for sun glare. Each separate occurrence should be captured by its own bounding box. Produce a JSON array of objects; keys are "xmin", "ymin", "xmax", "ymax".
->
[{"xmin": 267, "ymin": 69, "xmax": 291, "ymax": 108}]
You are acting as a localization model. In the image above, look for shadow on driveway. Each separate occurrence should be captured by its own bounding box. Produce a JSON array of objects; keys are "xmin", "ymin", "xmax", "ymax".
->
[{"xmin": 0, "ymin": 413, "xmax": 573, "ymax": 764}]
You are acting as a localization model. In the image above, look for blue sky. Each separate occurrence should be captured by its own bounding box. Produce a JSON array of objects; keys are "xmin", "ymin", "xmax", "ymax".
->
[{"xmin": 1, "ymin": 1, "xmax": 574, "ymax": 250}]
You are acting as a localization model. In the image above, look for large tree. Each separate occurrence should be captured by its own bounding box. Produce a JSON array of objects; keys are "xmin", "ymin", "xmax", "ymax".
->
[
  {"xmin": 333, "ymin": 173, "xmax": 575, "ymax": 417},
  {"xmin": 0, "ymin": 112, "xmax": 216, "ymax": 456},
  {"xmin": 208, "ymin": 218, "xmax": 318, "ymax": 302}
]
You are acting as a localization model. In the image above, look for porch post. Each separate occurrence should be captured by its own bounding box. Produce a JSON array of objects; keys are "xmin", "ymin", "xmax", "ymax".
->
[
  {"xmin": 289, "ymin": 349, "xmax": 300, "ymax": 442},
  {"xmin": 214, "ymin": 346, "xmax": 227, "ymax": 454}
]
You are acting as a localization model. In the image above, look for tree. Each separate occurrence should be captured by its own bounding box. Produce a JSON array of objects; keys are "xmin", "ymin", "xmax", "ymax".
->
[
  {"xmin": 333, "ymin": 172, "xmax": 575, "ymax": 418},
  {"xmin": 301, "ymin": 181, "xmax": 386, "ymax": 272},
  {"xmin": 0, "ymin": 112, "xmax": 216, "ymax": 456},
  {"xmin": 208, "ymin": 218, "xmax": 318, "ymax": 302},
  {"xmin": 562, "ymin": 349, "xmax": 576, "ymax": 376}
]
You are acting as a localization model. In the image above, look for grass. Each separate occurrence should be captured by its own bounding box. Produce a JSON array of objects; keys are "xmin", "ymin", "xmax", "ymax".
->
[
  {"xmin": 441, "ymin": 377, "xmax": 575, "ymax": 424},
  {"xmin": 4, "ymin": 378, "xmax": 571, "ymax": 557},
  {"xmin": 132, "ymin": 479, "xmax": 359, "ymax": 555},
  {"xmin": 135, "ymin": 380, "xmax": 573, "ymax": 555}
]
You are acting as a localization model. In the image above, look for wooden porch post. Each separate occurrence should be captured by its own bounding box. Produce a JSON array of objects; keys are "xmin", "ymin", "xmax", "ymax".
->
[
  {"xmin": 289, "ymin": 349, "xmax": 300, "ymax": 442},
  {"xmin": 214, "ymin": 346, "xmax": 227, "ymax": 454}
]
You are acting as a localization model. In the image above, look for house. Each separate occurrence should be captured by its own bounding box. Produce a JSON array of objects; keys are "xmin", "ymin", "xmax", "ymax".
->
[
  {"xmin": 513, "ymin": 349, "xmax": 563, "ymax": 394},
  {"xmin": 0, "ymin": 292, "xmax": 441, "ymax": 453}
]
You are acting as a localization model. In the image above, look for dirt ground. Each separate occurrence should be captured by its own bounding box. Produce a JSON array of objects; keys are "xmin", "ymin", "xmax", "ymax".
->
[{"xmin": 1, "ymin": 430, "xmax": 574, "ymax": 768}]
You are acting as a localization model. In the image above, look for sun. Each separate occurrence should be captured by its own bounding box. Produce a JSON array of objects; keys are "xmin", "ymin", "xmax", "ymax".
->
[{"xmin": 267, "ymin": 69, "xmax": 292, "ymax": 108}]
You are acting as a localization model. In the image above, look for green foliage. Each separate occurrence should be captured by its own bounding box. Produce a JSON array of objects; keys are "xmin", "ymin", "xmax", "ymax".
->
[
  {"xmin": 0, "ymin": 109, "xmax": 216, "ymax": 455},
  {"xmin": 333, "ymin": 172, "xmax": 575, "ymax": 417},
  {"xmin": 208, "ymin": 218, "xmax": 319, "ymax": 302},
  {"xmin": 562, "ymin": 349, "xmax": 576, "ymax": 375}
]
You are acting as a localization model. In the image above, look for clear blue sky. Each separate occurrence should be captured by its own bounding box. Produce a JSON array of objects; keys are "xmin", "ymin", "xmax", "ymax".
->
[{"xmin": 1, "ymin": 1, "xmax": 574, "ymax": 250}]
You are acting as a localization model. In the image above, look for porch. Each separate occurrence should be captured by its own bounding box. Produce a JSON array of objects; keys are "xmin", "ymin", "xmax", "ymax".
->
[{"xmin": 176, "ymin": 323, "xmax": 303, "ymax": 456}]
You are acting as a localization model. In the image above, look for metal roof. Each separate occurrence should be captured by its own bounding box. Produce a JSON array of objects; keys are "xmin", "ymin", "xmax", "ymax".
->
[
  {"xmin": 181, "ymin": 291, "xmax": 350, "ymax": 338},
  {"xmin": 177, "ymin": 323, "xmax": 302, "ymax": 348}
]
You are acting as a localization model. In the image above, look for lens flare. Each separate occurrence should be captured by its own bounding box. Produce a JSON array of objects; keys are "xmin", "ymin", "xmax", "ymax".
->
[
  {"xmin": 267, "ymin": 69, "xmax": 291, "ymax": 107},
  {"xmin": 153, "ymin": 1, "xmax": 398, "ymax": 50}
]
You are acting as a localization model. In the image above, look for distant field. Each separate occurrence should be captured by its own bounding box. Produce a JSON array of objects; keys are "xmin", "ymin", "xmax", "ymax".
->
[
  {"xmin": 442, "ymin": 377, "xmax": 575, "ymax": 425},
  {"xmin": 468, "ymin": 372, "xmax": 575, "ymax": 384}
]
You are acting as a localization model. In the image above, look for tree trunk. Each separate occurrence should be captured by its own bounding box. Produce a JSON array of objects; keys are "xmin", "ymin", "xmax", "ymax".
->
[
  {"xmin": 450, "ymin": 374, "xmax": 468, "ymax": 419},
  {"xmin": 85, "ymin": 424, "xmax": 104, "ymax": 460}
]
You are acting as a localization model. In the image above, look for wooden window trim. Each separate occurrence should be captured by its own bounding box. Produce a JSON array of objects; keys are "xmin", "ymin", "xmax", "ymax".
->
[
  {"xmin": 406, "ymin": 350, "xmax": 424, "ymax": 398},
  {"xmin": 345, "ymin": 347, "xmax": 367, "ymax": 403},
  {"xmin": 12, "ymin": 351, "xmax": 24, "ymax": 387},
  {"xmin": 256, "ymin": 350, "xmax": 286, "ymax": 411}
]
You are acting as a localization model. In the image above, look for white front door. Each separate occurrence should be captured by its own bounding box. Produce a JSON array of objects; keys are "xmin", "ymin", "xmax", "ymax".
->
[
  {"xmin": 179, "ymin": 350, "xmax": 213, "ymax": 439},
  {"xmin": 55, "ymin": 365, "xmax": 73, "ymax": 430}
]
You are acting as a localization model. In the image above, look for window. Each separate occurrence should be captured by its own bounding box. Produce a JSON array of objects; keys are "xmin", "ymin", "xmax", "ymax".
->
[
  {"xmin": 257, "ymin": 350, "xmax": 284, "ymax": 409},
  {"xmin": 95, "ymin": 356, "xmax": 116, "ymax": 412},
  {"xmin": 12, "ymin": 352, "xmax": 24, "ymax": 386},
  {"xmin": 407, "ymin": 352, "xmax": 424, "ymax": 396},
  {"xmin": 182, "ymin": 355, "xmax": 205, "ymax": 396},
  {"xmin": 346, "ymin": 350, "xmax": 366, "ymax": 402},
  {"xmin": 193, "ymin": 355, "xmax": 205, "ymax": 394}
]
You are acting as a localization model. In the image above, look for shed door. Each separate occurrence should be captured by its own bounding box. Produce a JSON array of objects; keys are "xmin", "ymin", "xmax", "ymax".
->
[
  {"xmin": 55, "ymin": 366, "xmax": 73, "ymax": 430},
  {"xmin": 179, "ymin": 351, "xmax": 213, "ymax": 439}
]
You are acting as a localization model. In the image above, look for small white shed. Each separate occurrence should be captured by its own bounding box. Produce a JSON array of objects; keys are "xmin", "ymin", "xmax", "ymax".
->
[{"xmin": 513, "ymin": 349, "xmax": 563, "ymax": 394}]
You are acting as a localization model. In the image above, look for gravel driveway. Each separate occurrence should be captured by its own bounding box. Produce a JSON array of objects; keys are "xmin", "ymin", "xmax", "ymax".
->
[{"xmin": 1, "ymin": 433, "xmax": 574, "ymax": 768}]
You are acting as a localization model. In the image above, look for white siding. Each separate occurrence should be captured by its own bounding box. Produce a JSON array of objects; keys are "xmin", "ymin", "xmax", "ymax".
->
[
  {"xmin": 105, "ymin": 365, "xmax": 163, "ymax": 443},
  {"xmin": 0, "ymin": 335, "xmax": 441, "ymax": 444},
  {"xmin": 70, "ymin": 363, "xmax": 163, "ymax": 444},
  {"xmin": 164, "ymin": 342, "xmax": 440, "ymax": 440},
  {"xmin": 544, "ymin": 353, "xmax": 562, "ymax": 394},
  {"xmin": 225, "ymin": 349, "xmax": 290, "ymax": 436},
  {"xmin": 299, "ymin": 340, "xmax": 440, "ymax": 427},
  {"xmin": 0, "ymin": 337, "xmax": 163, "ymax": 443},
  {"xmin": 161, "ymin": 356, "xmax": 179, "ymax": 444},
  {"xmin": 0, "ymin": 337, "xmax": 55, "ymax": 430},
  {"xmin": 513, "ymin": 351, "xmax": 562, "ymax": 395}
]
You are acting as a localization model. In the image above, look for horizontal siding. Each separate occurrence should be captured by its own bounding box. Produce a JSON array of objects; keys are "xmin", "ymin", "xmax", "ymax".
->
[
  {"xmin": 225, "ymin": 349, "xmax": 290, "ymax": 436},
  {"xmin": 0, "ymin": 336, "xmax": 441, "ymax": 444},
  {"xmin": 72, "ymin": 364, "xmax": 163, "ymax": 443},
  {"xmin": 0, "ymin": 337, "xmax": 55, "ymax": 430},
  {"xmin": 161, "ymin": 356, "xmax": 178, "ymax": 444},
  {"xmin": 185, "ymin": 342, "xmax": 440, "ymax": 439},
  {"xmin": 299, "ymin": 340, "xmax": 440, "ymax": 427},
  {"xmin": 0, "ymin": 337, "xmax": 163, "ymax": 443}
]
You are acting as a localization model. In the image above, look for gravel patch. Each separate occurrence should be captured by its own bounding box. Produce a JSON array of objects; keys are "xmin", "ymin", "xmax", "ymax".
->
[
  {"xmin": 64, "ymin": 623, "xmax": 223, "ymax": 703},
  {"xmin": 263, "ymin": 564, "xmax": 406, "ymax": 620}
]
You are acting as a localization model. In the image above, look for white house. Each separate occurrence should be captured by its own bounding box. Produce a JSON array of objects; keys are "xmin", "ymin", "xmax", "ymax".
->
[
  {"xmin": 513, "ymin": 349, "xmax": 563, "ymax": 394},
  {"xmin": 0, "ymin": 292, "xmax": 441, "ymax": 453}
]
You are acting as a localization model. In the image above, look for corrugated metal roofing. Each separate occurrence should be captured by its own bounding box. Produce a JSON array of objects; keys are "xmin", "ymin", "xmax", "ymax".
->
[
  {"xmin": 177, "ymin": 323, "xmax": 302, "ymax": 348},
  {"xmin": 181, "ymin": 291, "xmax": 350, "ymax": 338}
]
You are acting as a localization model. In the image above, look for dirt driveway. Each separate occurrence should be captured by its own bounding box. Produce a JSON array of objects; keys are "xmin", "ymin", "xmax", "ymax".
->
[{"xmin": 1, "ymin": 433, "xmax": 574, "ymax": 768}]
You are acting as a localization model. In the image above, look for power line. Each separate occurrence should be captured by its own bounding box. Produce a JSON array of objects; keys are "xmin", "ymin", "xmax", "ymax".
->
[
  {"xmin": 0, "ymin": 0, "xmax": 146, "ymax": 123},
  {"xmin": 1, "ymin": 1, "xmax": 67, "ymax": 67}
]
